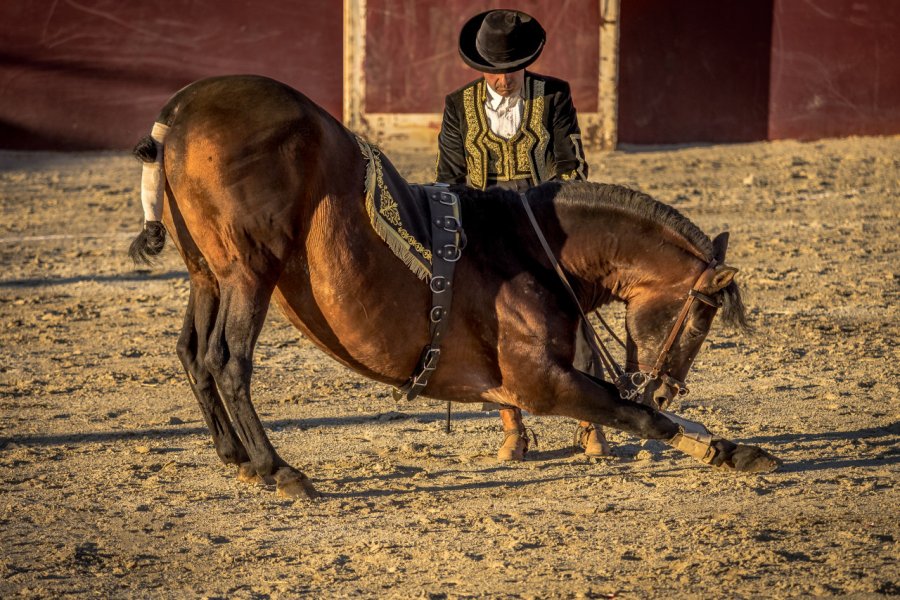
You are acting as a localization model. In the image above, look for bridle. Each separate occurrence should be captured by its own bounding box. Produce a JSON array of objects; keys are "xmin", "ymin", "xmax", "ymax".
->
[
  {"xmin": 519, "ymin": 193, "xmax": 722, "ymax": 405},
  {"xmin": 614, "ymin": 262, "xmax": 722, "ymax": 402}
]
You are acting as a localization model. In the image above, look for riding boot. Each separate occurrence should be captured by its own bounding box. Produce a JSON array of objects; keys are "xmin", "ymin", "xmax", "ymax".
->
[
  {"xmin": 496, "ymin": 406, "xmax": 529, "ymax": 461},
  {"xmin": 497, "ymin": 427, "xmax": 529, "ymax": 461},
  {"xmin": 576, "ymin": 422, "xmax": 611, "ymax": 457}
]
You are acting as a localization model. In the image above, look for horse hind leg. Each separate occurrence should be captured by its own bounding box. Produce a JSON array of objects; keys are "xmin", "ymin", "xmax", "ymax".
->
[
  {"xmin": 176, "ymin": 271, "xmax": 262, "ymax": 484},
  {"xmin": 204, "ymin": 278, "xmax": 319, "ymax": 499}
]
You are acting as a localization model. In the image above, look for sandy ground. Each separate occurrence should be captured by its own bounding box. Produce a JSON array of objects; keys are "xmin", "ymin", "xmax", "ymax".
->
[{"xmin": 0, "ymin": 135, "xmax": 898, "ymax": 599}]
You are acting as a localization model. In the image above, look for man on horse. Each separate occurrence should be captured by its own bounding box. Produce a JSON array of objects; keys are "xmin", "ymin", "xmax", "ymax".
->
[{"xmin": 435, "ymin": 9, "xmax": 606, "ymax": 461}]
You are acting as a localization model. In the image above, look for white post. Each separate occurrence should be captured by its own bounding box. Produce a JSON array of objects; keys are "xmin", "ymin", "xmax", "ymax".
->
[
  {"xmin": 598, "ymin": 0, "xmax": 620, "ymax": 150},
  {"xmin": 343, "ymin": 0, "xmax": 367, "ymax": 133}
]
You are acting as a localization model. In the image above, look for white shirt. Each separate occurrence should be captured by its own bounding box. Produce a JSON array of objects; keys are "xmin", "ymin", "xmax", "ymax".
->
[{"xmin": 484, "ymin": 82, "xmax": 523, "ymax": 139}]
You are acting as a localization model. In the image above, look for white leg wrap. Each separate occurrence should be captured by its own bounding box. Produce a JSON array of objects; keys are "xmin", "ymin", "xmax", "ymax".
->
[
  {"xmin": 140, "ymin": 122, "xmax": 170, "ymax": 223},
  {"xmin": 661, "ymin": 410, "xmax": 712, "ymax": 437}
]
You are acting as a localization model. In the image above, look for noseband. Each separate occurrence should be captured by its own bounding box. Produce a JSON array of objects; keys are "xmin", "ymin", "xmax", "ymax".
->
[{"xmin": 519, "ymin": 193, "xmax": 721, "ymax": 405}]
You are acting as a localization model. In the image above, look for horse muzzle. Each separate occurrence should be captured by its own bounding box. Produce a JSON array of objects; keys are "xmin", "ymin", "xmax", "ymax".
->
[{"xmin": 636, "ymin": 373, "xmax": 688, "ymax": 410}]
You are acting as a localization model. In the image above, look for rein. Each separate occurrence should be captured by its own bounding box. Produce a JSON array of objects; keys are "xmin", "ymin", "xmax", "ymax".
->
[{"xmin": 519, "ymin": 193, "xmax": 720, "ymax": 404}]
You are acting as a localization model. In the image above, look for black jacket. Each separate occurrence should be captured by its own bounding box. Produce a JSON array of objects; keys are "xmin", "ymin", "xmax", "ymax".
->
[{"xmin": 436, "ymin": 72, "xmax": 588, "ymax": 189}]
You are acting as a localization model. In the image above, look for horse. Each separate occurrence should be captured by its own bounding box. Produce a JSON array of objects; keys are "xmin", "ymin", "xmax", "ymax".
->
[{"xmin": 129, "ymin": 75, "xmax": 779, "ymax": 499}]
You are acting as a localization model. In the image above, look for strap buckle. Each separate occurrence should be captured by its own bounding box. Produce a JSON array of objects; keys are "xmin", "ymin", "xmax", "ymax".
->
[
  {"xmin": 436, "ymin": 244, "xmax": 462, "ymax": 262},
  {"xmin": 432, "ymin": 191, "xmax": 458, "ymax": 206},
  {"xmin": 434, "ymin": 216, "xmax": 461, "ymax": 232},
  {"xmin": 430, "ymin": 275, "xmax": 448, "ymax": 293},
  {"xmin": 409, "ymin": 348, "xmax": 441, "ymax": 389}
]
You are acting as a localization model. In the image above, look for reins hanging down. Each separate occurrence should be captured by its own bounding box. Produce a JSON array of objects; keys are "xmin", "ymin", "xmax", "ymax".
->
[
  {"xmin": 518, "ymin": 192, "xmax": 720, "ymax": 402},
  {"xmin": 518, "ymin": 193, "xmax": 626, "ymax": 387}
]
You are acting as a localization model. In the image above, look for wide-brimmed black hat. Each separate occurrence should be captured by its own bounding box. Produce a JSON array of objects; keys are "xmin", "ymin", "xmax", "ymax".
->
[{"xmin": 458, "ymin": 9, "xmax": 546, "ymax": 74}]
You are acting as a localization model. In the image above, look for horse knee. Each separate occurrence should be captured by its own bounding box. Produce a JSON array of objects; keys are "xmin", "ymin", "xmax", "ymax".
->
[
  {"xmin": 203, "ymin": 339, "xmax": 227, "ymax": 378},
  {"xmin": 207, "ymin": 354, "xmax": 251, "ymax": 398}
]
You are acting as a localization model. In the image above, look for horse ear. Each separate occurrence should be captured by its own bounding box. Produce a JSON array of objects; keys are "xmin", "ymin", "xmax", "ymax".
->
[
  {"xmin": 712, "ymin": 232, "xmax": 730, "ymax": 262},
  {"xmin": 702, "ymin": 264, "xmax": 739, "ymax": 294}
]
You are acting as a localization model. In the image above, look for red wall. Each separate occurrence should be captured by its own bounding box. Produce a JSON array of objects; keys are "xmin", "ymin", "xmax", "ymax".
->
[
  {"xmin": 3, "ymin": 1, "xmax": 897, "ymax": 150},
  {"xmin": 769, "ymin": 0, "xmax": 900, "ymax": 140},
  {"xmin": 364, "ymin": 0, "xmax": 599, "ymax": 114},
  {"xmin": 617, "ymin": 0, "xmax": 774, "ymax": 144},
  {"xmin": 0, "ymin": 1, "xmax": 343, "ymax": 150}
]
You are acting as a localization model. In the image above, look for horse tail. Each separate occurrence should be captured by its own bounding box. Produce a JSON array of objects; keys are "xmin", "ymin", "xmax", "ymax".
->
[{"xmin": 129, "ymin": 122, "xmax": 169, "ymax": 264}]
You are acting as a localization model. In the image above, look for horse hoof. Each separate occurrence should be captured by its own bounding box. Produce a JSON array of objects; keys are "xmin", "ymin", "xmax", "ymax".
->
[
  {"xmin": 236, "ymin": 462, "xmax": 265, "ymax": 485},
  {"xmin": 722, "ymin": 444, "xmax": 782, "ymax": 473},
  {"xmin": 274, "ymin": 467, "xmax": 320, "ymax": 499}
]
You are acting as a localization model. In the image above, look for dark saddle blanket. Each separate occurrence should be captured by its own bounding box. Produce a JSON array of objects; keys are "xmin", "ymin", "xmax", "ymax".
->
[{"xmin": 357, "ymin": 137, "xmax": 458, "ymax": 281}]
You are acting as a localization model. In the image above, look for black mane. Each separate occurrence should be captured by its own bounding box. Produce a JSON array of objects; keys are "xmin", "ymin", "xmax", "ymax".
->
[
  {"xmin": 452, "ymin": 181, "xmax": 748, "ymax": 330},
  {"xmin": 549, "ymin": 181, "xmax": 715, "ymax": 260}
]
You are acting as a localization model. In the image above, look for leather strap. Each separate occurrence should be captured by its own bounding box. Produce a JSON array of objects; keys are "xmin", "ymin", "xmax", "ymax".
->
[
  {"xmin": 519, "ymin": 193, "xmax": 626, "ymax": 384},
  {"xmin": 394, "ymin": 184, "xmax": 464, "ymax": 401},
  {"xmin": 519, "ymin": 191, "xmax": 722, "ymax": 402},
  {"xmin": 648, "ymin": 261, "xmax": 717, "ymax": 377},
  {"xmin": 670, "ymin": 428, "xmax": 719, "ymax": 464}
]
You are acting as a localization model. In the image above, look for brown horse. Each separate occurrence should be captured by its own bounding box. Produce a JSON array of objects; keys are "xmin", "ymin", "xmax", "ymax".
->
[{"xmin": 130, "ymin": 75, "xmax": 778, "ymax": 499}]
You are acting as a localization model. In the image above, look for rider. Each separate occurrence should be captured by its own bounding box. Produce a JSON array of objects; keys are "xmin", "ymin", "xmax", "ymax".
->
[{"xmin": 435, "ymin": 9, "xmax": 607, "ymax": 461}]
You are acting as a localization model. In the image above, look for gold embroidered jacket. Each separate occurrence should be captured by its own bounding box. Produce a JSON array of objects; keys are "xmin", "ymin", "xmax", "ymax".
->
[{"xmin": 435, "ymin": 72, "xmax": 588, "ymax": 189}]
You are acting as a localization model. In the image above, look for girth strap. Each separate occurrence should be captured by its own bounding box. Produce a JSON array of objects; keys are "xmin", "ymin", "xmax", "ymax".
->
[{"xmin": 394, "ymin": 184, "xmax": 464, "ymax": 401}]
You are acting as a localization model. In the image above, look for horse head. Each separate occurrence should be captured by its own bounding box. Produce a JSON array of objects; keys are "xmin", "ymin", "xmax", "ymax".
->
[{"xmin": 624, "ymin": 232, "xmax": 741, "ymax": 409}]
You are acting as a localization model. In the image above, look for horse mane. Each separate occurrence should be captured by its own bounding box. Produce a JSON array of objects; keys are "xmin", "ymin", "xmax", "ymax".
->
[
  {"xmin": 549, "ymin": 181, "xmax": 715, "ymax": 260},
  {"xmin": 454, "ymin": 181, "xmax": 749, "ymax": 330}
]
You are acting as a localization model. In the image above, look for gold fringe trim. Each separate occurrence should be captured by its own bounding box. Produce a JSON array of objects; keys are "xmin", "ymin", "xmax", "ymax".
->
[{"xmin": 357, "ymin": 137, "xmax": 432, "ymax": 281}]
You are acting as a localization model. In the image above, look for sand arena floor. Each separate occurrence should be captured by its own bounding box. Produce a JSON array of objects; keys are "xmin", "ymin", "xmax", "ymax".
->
[{"xmin": 0, "ymin": 136, "xmax": 897, "ymax": 598}]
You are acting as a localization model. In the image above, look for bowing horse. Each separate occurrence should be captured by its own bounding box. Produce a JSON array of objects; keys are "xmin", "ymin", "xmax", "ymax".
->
[{"xmin": 130, "ymin": 75, "xmax": 779, "ymax": 499}]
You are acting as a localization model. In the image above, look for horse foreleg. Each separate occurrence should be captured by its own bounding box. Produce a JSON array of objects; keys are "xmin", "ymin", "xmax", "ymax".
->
[
  {"xmin": 176, "ymin": 277, "xmax": 256, "ymax": 482},
  {"xmin": 205, "ymin": 283, "xmax": 319, "ymax": 499},
  {"xmin": 542, "ymin": 371, "xmax": 779, "ymax": 472}
]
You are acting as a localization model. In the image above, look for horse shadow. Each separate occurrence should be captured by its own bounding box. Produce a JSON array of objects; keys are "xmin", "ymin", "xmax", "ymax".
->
[
  {"xmin": 0, "ymin": 269, "xmax": 188, "ymax": 289},
  {"xmin": 0, "ymin": 410, "xmax": 493, "ymax": 449},
  {"xmin": 3, "ymin": 417, "xmax": 896, "ymax": 491},
  {"xmin": 735, "ymin": 422, "xmax": 900, "ymax": 473},
  {"xmin": 324, "ymin": 471, "xmax": 578, "ymax": 499}
]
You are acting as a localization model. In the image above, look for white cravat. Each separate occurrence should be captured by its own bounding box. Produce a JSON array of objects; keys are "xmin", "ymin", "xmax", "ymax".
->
[{"xmin": 484, "ymin": 82, "xmax": 523, "ymax": 139}]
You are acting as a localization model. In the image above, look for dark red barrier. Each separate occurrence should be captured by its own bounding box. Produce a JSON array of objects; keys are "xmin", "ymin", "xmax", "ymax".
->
[
  {"xmin": 618, "ymin": 0, "xmax": 773, "ymax": 144},
  {"xmin": 0, "ymin": 2, "xmax": 342, "ymax": 150},
  {"xmin": 364, "ymin": 0, "xmax": 599, "ymax": 114},
  {"xmin": 769, "ymin": 0, "xmax": 900, "ymax": 140}
]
